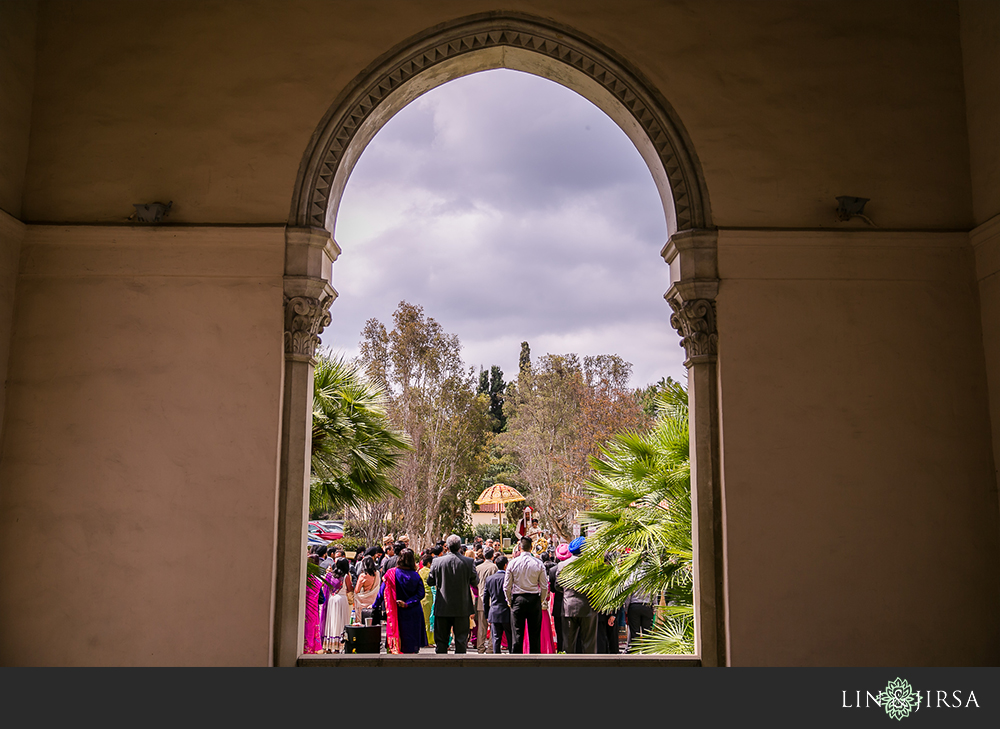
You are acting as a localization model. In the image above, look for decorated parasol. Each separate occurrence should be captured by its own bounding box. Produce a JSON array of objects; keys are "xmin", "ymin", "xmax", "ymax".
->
[{"xmin": 474, "ymin": 483, "xmax": 526, "ymax": 506}]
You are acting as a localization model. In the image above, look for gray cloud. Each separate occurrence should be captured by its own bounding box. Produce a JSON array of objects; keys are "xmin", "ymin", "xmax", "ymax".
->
[{"xmin": 323, "ymin": 69, "xmax": 686, "ymax": 388}]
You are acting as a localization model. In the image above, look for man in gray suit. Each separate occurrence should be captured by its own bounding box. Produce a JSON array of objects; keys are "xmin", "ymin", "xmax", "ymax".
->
[{"xmin": 426, "ymin": 534, "xmax": 478, "ymax": 653}]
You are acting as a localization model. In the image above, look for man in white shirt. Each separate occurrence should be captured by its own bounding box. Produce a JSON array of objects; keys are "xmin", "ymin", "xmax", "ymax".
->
[{"xmin": 503, "ymin": 536, "xmax": 549, "ymax": 653}]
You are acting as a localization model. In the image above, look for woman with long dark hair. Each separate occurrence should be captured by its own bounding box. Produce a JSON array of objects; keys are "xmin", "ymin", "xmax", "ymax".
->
[
  {"xmin": 321, "ymin": 558, "xmax": 353, "ymax": 653},
  {"xmin": 353, "ymin": 555, "xmax": 381, "ymax": 619},
  {"xmin": 372, "ymin": 548, "xmax": 426, "ymax": 654}
]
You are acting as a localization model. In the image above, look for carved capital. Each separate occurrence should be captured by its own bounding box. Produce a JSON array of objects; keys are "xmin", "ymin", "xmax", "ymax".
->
[
  {"xmin": 667, "ymin": 295, "xmax": 718, "ymax": 366},
  {"xmin": 284, "ymin": 294, "xmax": 333, "ymax": 361}
]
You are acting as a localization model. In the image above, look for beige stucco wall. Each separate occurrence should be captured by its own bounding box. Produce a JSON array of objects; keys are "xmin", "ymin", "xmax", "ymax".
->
[
  {"xmin": 0, "ymin": 210, "xmax": 25, "ymax": 437},
  {"xmin": 22, "ymin": 0, "xmax": 971, "ymax": 230},
  {"xmin": 0, "ymin": 0, "xmax": 36, "ymax": 219},
  {"xmin": 718, "ymin": 230, "xmax": 1000, "ymax": 665},
  {"xmin": 974, "ymin": 216, "xmax": 1000, "ymax": 501},
  {"xmin": 0, "ymin": 0, "xmax": 36, "ymax": 440},
  {"xmin": 0, "ymin": 225, "xmax": 285, "ymax": 665},
  {"xmin": 1, "ymin": 1, "xmax": 998, "ymax": 665},
  {"xmin": 960, "ymin": 0, "xmax": 1000, "ymax": 225},
  {"xmin": 960, "ymin": 0, "xmax": 1000, "ymax": 515}
]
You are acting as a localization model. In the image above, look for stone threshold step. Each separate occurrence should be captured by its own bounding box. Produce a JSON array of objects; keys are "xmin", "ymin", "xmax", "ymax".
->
[{"xmin": 297, "ymin": 654, "xmax": 701, "ymax": 667}]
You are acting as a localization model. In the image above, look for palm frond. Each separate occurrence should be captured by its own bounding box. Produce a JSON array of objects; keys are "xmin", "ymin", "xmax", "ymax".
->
[
  {"xmin": 559, "ymin": 384, "xmax": 694, "ymax": 653},
  {"xmin": 310, "ymin": 353, "xmax": 412, "ymax": 511}
]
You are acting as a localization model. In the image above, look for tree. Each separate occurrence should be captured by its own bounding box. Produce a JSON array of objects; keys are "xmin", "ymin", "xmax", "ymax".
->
[
  {"xmin": 555, "ymin": 355, "xmax": 650, "ymax": 521},
  {"xmin": 501, "ymin": 349, "xmax": 648, "ymax": 541},
  {"xmin": 518, "ymin": 341, "xmax": 531, "ymax": 377},
  {"xmin": 558, "ymin": 380, "xmax": 694, "ymax": 654},
  {"xmin": 477, "ymin": 364, "xmax": 507, "ymax": 432},
  {"xmin": 309, "ymin": 352, "xmax": 411, "ymax": 517},
  {"xmin": 501, "ymin": 353, "xmax": 585, "ymax": 540},
  {"xmin": 358, "ymin": 302, "xmax": 490, "ymax": 547},
  {"xmin": 636, "ymin": 375, "xmax": 684, "ymax": 418}
]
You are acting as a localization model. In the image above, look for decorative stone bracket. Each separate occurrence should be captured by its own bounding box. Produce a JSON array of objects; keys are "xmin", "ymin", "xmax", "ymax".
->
[
  {"xmin": 667, "ymin": 295, "xmax": 718, "ymax": 367},
  {"xmin": 662, "ymin": 228, "xmax": 719, "ymax": 367},
  {"xmin": 283, "ymin": 293, "xmax": 334, "ymax": 361},
  {"xmin": 282, "ymin": 226, "xmax": 340, "ymax": 363}
]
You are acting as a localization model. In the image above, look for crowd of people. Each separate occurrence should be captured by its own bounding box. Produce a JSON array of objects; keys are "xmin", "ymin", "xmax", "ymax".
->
[{"xmin": 302, "ymin": 527, "xmax": 658, "ymax": 656}]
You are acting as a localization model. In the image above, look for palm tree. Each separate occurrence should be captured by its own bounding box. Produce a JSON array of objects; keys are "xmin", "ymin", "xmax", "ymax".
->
[
  {"xmin": 310, "ymin": 352, "xmax": 411, "ymax": 515},
  {"xmin": 558, "ymin": 379, "xmax": 694, "ymax": 654}
]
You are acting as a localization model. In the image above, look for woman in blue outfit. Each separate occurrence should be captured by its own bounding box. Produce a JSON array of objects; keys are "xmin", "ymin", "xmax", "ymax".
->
[{"xmin": 373, "ymin": 547, "xmax": 427, "ymax": 654}]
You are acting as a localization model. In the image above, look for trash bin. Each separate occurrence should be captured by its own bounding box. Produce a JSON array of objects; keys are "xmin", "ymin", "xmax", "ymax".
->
[{"xmin": 344, "ymin": 625, "xmax": 382, "ymax": 654}]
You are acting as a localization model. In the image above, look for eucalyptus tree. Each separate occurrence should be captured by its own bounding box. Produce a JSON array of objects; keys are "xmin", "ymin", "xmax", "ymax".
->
[
  {"xmin": 359, "ymin": 302, "xmax": 490, "ymax": 547},
  {"xmin": 502, "ymin": 351, "xmax": 647, "ymax": 541},
  {"xmin": 501, "ymin": 353, "xmax": 586, "ymax": 540},
  {"xmin": 558, "ymin": 379, "xmax": 694, "ymax": 654}
]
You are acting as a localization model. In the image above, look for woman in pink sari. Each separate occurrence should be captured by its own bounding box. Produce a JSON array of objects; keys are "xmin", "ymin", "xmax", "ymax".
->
[
  {"xmin": 520, "ymin": 596, "xmax": 556, "ymax": 654},
  {"xmin": 303, "ymin": 555, "xmax": 323, "ymax": 654}
]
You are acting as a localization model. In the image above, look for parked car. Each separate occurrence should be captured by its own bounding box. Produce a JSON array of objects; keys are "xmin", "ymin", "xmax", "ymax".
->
[
  {"xmin": 309, "ymin": 521, "xmax": 343, "ymax": 541},
  {"xmin": 307, "ymin": 533, "xmax": 330, "ymax": 549}
]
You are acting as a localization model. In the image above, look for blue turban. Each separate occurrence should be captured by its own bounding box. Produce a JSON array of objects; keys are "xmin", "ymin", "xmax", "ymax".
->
[{"xmin": 568, "ymin": 537, "xmax": 585, "ymax": 555}]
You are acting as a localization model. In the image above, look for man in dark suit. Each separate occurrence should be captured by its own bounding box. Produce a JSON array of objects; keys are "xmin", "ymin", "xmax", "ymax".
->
[
  {"xmin": 426, "ymin": 533, "xmax": 478, "ymax": 653},
  {"xmin": 481, "ymin": 553, "xmax": 511, "ymax": 654}
]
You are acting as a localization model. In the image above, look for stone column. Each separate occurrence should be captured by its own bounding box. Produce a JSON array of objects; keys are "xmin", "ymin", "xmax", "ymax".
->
[
  {"xmin": 273, "ymin": 227, "xmax": 339, "ymax": 667},
  {"xmin": 662, "ymin": 228, "xmax": 727, "ymax": 667}
]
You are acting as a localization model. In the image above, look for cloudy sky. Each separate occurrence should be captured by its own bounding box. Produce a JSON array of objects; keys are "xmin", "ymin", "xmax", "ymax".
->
[{"xmin": 321, "ymin": 69, "xmax": 687, "ymax": 388}]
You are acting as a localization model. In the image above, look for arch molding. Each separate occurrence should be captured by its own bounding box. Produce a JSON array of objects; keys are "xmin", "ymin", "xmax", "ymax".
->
[{"xmin": 289, "ymin": 11, "xmax": 711, "ymax": 236}]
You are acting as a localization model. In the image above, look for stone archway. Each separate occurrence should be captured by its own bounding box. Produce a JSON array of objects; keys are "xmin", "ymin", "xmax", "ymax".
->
[
  {"xmin": 289, "ymin": 12, "xmax": 711, "ymax": 235},
  {"xmin": 276, "ymin": 11, "xmax": 723, "ymax": 666}
]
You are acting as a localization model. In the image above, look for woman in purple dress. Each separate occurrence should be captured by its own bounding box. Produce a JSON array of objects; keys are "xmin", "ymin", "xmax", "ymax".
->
[{"xmin": 373, "ymin": 548, "xmax": 427, "ymax": 654}]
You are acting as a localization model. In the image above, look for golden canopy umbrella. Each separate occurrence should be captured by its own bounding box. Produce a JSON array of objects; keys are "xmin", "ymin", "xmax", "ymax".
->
[{"xmin": 474, "ymin": 483, "xmax": 525, "ymax": 506}]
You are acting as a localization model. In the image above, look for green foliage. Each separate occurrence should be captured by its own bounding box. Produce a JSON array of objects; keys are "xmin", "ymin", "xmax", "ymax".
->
[
  {"xmin": 306, "ymin": 559, "xmax": 324, "ymax": 582},
  {"xmin": 559, "ymin": 379, "xmax": 694, "ymax": 654},
  {"xmin": 477, "ymin": 365, "xmax": 507, "ymax": 432},
  {"xmin": 480, "ymin": 432, "xmax": 527, "ymax": 495},
  {"xmin": 310, "ymin": 353, "xmax": 412, "ymax": 515},
  {"xmin": 518, "ymin": 341, "xmax": 531, "ymax": 378},
  {"xmin": 635, "ymin": 376, "xmax": 684, "ymax": 418},
  {"xmin": 326, "ymin": 536, "xmax": 368, "ymax": 555},
  {"xmin": 473, "ymin": 522, "xmax": 517, "ymax": 541},
  {"xmin": 440, "ymin": 506, "xmax": 472, "ymax": 542}
]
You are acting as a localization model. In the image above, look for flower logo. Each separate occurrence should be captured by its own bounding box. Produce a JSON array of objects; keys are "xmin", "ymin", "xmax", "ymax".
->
[{"xmin": 877, "ymin": 678, "xmax": 920, "ymax": 720}]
